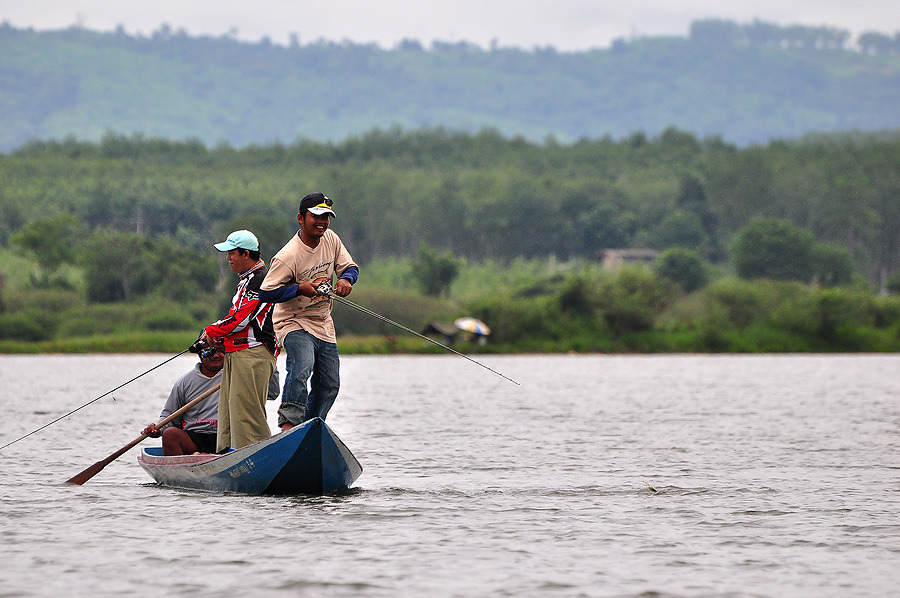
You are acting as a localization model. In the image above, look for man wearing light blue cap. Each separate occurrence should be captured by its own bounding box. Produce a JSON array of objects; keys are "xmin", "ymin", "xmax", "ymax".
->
[{"xmin": 201, "ymin": 229, "xmax": 278, "ymax": 452}]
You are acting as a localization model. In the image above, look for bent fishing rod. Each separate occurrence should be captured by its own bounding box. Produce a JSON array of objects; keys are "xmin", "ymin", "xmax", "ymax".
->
[
  {"xmin": 318, "ymin": 283, "xmax": 519, "ymax": 386},
  {"xmin": 0, "ymin": 347, "xmax": 193, "ymax": 451}
]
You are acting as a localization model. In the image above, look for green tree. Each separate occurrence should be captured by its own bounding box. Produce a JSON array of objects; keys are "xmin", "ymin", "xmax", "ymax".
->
[
  {"xmin": 886, "ymin": 272, "xmax": 900, "ymax": 295},
  {"xmin": 79, "ymin": 228, "xmax": 153, "ymax": 302},
  {"xmin": 650, "ymin": 210, "xmax": 706, "ymax": 251},
  {"xmin": 596, "ymin": 267, "xmax": 674, "ymax": 336},
  {"xmin": 675, "ymin": 174, "xmax": 721, "ymax": 260},
  {"xmin": 10, "ymin": 213, "xmax": 85, "ymax": 285},
  {"xmin": 79, "ymin": 229, "xmax": 217, "ymax": 303},
  {"xmin": 655, "ymin": 247, "xmax": 708, "ymax": 292},
  {"xmin": 731, "ymin": 217, "xmax": 814, "ymax": 282},
  {"xmin": 558, "ymin": 275, "xmax": 598, "ymax": 316},
  {"xmin": 412, "ymin": 244, "xmax": 462, "ymax": 297},
  {"xmin": 810, "ymin": 242, "xmax": 854, "ymax": 288},
  {"xmin": 146, "ymin": 237, "xmax": 218, "ymax": 301}
]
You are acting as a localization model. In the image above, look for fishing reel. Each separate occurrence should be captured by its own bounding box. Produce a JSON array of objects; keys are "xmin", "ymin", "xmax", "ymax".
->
[
  {"xmin": 189, "ymin": 340, "xmax": 219, "ymax": 360},
  {"xmin": 189, "ymin": 330, "xmax": 221, "ymax": 359},
  {"xmin": 199, "ymin": 347, "xmax": 221, "ymax": 360},
  {"xmin": 315, "ymin": 281, "xmax": 334, "ymax": 296}
]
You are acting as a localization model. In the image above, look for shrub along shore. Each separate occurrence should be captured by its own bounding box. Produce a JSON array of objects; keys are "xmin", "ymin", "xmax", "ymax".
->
[{"xmin": 3, "ymin": 264, "xmax": 900, "ymax": 355}]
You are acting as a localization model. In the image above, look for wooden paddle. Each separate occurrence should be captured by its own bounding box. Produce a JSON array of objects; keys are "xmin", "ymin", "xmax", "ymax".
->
[{"xmin": 65, "ymin": 383, "xmax": 221, "ymax": 485}]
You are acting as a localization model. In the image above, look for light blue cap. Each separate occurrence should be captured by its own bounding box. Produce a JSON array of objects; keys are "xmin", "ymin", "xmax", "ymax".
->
[{"xmin": 214, "ymin": 230, "xmax": 259, "ymax": 252}]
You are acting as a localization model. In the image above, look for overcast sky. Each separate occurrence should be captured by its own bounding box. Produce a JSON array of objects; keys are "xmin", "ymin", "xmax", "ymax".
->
[{"xmin": 3, "ymin": 0, "xmax": 898, "ymax": 51}]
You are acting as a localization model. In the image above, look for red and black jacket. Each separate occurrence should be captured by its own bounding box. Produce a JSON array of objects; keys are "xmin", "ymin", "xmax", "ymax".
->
[{"xmin": 205, "ymin": 261, "xmax": 277, "ymax": 355}]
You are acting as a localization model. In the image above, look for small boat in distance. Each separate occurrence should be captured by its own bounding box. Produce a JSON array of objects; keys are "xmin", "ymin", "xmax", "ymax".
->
[{"xmin": 137, "ymin": 417, "xmax": 362, "ymax": 496}]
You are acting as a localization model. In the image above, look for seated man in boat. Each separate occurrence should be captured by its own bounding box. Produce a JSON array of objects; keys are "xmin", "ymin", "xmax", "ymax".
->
[
  {"xmin": 141, "ymin": 349, "xmax": 281, "ymax": 455},
  {"xmin": 141, "ymin": 348, "xmax": 224, "ymax": 455}
]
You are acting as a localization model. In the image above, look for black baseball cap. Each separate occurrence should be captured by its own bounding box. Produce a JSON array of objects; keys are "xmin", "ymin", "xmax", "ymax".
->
[{"xmin": 299, "ymin": 192, "xmax": 336, "ymax": 218}]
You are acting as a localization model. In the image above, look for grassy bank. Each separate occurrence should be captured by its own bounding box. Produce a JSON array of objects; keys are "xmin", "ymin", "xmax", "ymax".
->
[
  {"xmin": 0, "ymin": 331, "xmax": 199, "ymax": 354},
  {"xmin": 3, "ymin": 325, "xmax": 900, "ymax": 355},
  {"xmin": 0, "ymin": 332, "xmax": 505, "ymax": 355}
]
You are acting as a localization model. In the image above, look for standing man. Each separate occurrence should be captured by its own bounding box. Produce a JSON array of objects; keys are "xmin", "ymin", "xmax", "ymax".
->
[
  {"xmin": 203, "ymin": 229, "xmax": 278, "ymax": 452},
  {"xmin": 260, "ymin": 192, "xmax": 358, "ymax": 431}
]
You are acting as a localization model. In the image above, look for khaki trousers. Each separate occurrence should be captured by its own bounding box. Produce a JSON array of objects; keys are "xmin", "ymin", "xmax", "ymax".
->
[{"xmin": 217, "ymin": 345, "xmax": 275, "ymax": 452}]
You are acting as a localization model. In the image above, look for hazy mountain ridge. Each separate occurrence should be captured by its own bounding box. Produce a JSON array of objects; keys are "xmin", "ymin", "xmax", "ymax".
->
[{"xmin": 1, "ymin": 20, "xmax": 899, "ymax": 151}]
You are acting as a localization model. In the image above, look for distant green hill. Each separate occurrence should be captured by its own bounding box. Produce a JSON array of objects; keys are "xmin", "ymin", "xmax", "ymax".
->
[{"xmin": 1, "ymin": 19, "xmax": 899, "ymax": 151}]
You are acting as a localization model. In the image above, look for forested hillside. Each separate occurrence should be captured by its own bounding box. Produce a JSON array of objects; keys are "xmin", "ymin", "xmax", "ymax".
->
[{"xmin": 1, "ymin": 19, "xmax": 899, "ymax": 151}]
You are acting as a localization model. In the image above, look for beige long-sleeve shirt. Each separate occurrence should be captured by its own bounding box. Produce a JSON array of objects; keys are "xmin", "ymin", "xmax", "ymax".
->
[{"xmin": 260, "ymin": 230, "xmax": 357, "ymax": 344}]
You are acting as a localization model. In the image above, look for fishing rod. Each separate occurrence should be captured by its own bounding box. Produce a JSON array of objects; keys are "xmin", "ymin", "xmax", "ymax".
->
[
  {"xmin": 318, "ymin": 283, "xmax": 520, "ymax": 386},
  {"xmin": 0, "ymin": 347, "xmax": 193, "ymax": 451}
]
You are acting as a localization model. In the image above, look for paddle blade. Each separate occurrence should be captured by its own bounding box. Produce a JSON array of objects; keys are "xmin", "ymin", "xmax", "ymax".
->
[
  {"xmin": 64, "ymin": 434, "xmax": 144, "ymax": 485},
  {"xmin": 62, "ymin": 385, "xmax": 219, "ymax": 486},
  {"xmin": 65, "ymin": 460, "xmax": 108, "ymax": 485}
]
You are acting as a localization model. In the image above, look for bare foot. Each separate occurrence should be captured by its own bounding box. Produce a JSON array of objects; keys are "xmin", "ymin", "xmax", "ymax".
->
[{"xmin": 281, "ymin": 423, "xmax": 294, "ymax": 432}]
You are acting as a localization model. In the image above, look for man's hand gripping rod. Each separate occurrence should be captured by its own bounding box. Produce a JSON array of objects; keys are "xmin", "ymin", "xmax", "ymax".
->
[{"xmin": 316, "ymin": 282, "xmax": 519, "ymax": 386}]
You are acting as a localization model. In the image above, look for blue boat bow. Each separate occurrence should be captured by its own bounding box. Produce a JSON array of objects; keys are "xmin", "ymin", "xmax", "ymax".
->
[{"xmin": 138, "ymin": 417, "xmax": 362, "ymax": 495}]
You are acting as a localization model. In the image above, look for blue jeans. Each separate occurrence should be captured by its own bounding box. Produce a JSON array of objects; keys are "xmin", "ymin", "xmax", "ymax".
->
[{"xmin": 277, "ymin": 330, "xmax": 340, "ymax": 427}]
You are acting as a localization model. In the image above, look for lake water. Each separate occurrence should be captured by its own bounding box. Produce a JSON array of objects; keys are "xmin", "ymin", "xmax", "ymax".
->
[{"xmin": 1, "ymin": 353, "xmax": 898, "ymax": 597}]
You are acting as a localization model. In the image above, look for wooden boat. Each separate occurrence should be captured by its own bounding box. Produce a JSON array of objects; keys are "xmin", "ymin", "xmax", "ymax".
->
[{"xmin": 137, "ymin": 417, "xmax": 362, "ymax": 495}]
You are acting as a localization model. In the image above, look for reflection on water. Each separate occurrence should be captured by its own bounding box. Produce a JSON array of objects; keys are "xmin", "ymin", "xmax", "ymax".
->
[{"xmin": 1, "ymin": 353, "xmax": 899, "ymax": 597}]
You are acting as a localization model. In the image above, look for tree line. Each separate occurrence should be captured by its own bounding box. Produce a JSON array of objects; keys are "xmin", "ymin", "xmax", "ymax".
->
[
  {"xmin": 688, "ymin": 19, "xmax": 900, "ymax": 55},
  {"xmin": 2, "ymin": 127, "xmax": 899, "ymax": 291}
]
